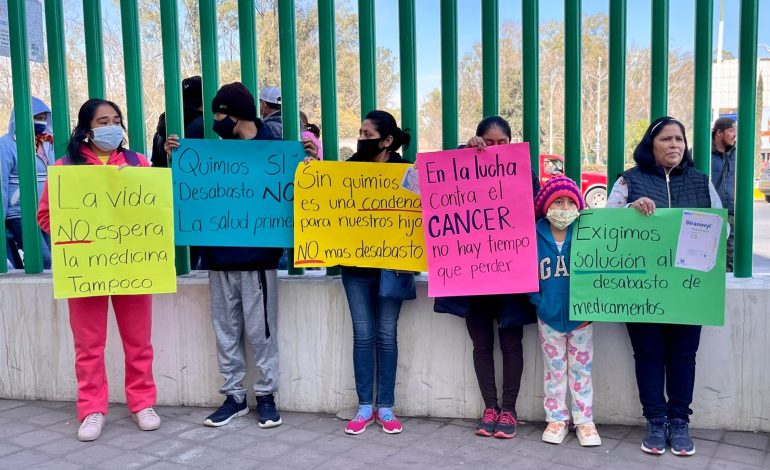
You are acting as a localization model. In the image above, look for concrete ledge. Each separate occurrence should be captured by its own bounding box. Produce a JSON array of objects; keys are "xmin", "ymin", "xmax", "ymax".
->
[{"xmin": 1, "ymin": 272, "xmax": 768, "ymax": 431}]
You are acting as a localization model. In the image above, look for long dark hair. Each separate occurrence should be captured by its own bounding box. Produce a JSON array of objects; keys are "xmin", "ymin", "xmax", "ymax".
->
[
  {"xmin": 475, "ymin": 115, "xmax": 512, "ymax": 140},
  {"xmin": 365, "ymin": 110, "xmax": 411, "ymax": 152},
  {"xmin": 66, "ymin": 99, "xmax": 127, "ymax": 164},
  {"xmin": 632, "ymin": 116, "xmax": 693, "ymax": 171},
  {"xmin": 300, "ymin": 111, "xmax": 321, "ymax": 138}
]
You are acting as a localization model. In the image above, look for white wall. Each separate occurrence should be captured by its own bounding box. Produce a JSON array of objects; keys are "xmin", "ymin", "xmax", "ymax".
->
[{"xmin": 1, "ymin": 272, "xmax": 768, "ymax": 431}]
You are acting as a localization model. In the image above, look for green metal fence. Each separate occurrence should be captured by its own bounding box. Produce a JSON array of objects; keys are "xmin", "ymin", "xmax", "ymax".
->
[{"xmin": 1, "ymin": 0, "xmax": 761, "ymax": 277}]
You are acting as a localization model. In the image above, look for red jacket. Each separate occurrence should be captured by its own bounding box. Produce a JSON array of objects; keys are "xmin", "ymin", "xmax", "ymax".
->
[{"xmin": 37, "ymin": 146, "xmax": 150, "ymax": 233}]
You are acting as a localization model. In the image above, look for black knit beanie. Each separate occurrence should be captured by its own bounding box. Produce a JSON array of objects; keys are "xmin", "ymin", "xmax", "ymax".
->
[{"xmin": 211, "ymin": 82, "xmax": 258, "ymax": 122}]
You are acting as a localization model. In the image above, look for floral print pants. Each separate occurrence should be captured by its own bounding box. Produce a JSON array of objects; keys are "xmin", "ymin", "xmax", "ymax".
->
[{"xmin": 538, "ymin": 320, "xmax": 594, "ymax": 425}]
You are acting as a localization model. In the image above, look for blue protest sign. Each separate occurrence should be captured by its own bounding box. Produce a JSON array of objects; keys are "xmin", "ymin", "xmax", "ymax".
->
[{"xmin": 172, "ymin": 139, "xmax": 305, "ymax": 247}]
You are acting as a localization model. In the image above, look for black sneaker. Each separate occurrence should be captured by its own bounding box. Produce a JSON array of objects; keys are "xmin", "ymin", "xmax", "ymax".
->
[
  {"xmin": 474, "ymin": 407, "xmax": 499, "ymax": 437},
  {"xmin": 641, "ymin": 418, "xmax": 667, "ymax": 455},
  {"xmin": 256, "ymin": 394, "xmax": 282, "ymax": 428},
  {"xmin": 493, "ymin": 409, "xmax": 517, "ymax": 439},
  {"xmin": 203, "ymin": 395, "xmax": 248, "ymax": 427},
  {"xmin": 668, "ymin": 419, "xmax": 696, "ymax": 456}
]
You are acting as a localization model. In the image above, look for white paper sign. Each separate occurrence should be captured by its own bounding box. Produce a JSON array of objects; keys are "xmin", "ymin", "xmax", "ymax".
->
[
  {"xmin": 675, "ymin": 210, "xmax": 723, "ymax": 272},
  {"xmin": 0, "ymin": 0, "xmax": 45, "ymax": 64}
]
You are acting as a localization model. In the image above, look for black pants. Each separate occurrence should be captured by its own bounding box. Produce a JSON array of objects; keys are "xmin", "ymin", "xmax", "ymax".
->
[
  {"xmin": 466, "ymin": 310, "xmax": 524, "ymax": 413},
  {"xmin": 626, "ymin": 323, "xmax": 702, "ymax": 422}
]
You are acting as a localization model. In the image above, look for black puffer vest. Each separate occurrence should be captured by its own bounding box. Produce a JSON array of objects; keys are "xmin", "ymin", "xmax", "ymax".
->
[{"xmin": 622, "ymin": 165, "xmax": 710, "ymax": 209}]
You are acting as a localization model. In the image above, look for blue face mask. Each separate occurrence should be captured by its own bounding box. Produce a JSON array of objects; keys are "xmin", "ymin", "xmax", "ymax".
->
[
  {"xmin": 91, "ymin": 125, "xmax": 124, "ymax": 152},
  {"xmin": 34, "ymin": 120, "xmax": 47, "ymax": 135}
]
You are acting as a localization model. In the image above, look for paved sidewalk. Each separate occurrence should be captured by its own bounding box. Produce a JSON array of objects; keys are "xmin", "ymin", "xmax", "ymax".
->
[{"xmin": 0, "ymin": 400, "xmax": 767, "ymax": 469}]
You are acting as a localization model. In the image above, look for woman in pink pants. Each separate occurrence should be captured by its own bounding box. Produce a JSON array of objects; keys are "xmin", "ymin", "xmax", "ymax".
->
[{"xmin": 37, "ymin": 99, "xmax": 160, "ymax": 441}]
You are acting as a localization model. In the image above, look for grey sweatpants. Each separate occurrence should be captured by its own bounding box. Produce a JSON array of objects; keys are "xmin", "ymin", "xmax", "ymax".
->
[{"xmin": 209, "ymin": 269, "xmax": 279, "ymax": 399}]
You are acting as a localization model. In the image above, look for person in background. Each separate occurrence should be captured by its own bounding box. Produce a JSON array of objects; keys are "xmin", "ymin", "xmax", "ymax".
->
[
  {"xmin": 164, "ymin": 82, "xmax": 318, "ymax": 429},
  {"xmin": 36, "ymin": 99, "xmax": 161, "ymax": 442},
  {"xmin": 258, "ymin": 86, "xmax": 282, "ymax": 140},
  {"xmin": 710, "ymin": 116, "xmax": 736, "ymax": 272},
  {"xmin": 606, "ymin": 116, "xmax": 722, "ymax": 456},
  {"xmin": 433, "ymin": 115, "xmax": 540, "ymax": 440},
  {"xmin": 1, "ymin": 96, "xmax": 55, "ymax": 269},
  {"xmin": 150, "ymin": 76, "xmax": 205, "ymax": 168},
  {"xmin": 300, "ymin": 111, "xmax": 322, "ymax": 160},
  {"xmin": 530, "ymin": 176, "xmax": 601, "ymax": 447},
  {"xmin": 342, "ymin": 110, "xmax": 413, "ymax": 436}
]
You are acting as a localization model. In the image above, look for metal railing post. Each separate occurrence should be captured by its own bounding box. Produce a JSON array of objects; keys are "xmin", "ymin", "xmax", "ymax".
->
[
  {"xmin": 277, "ymin": 0, "xmax": 303, "ymax": 275},
  {"xmin": 650, "ymin": 0, "xmax": 669, "ymax": 119},
  {"xmin": 8, "ymin": 0, "xmax": 43, "ymax": 273},
  {"xmin": 200, "ymin": 0, "xmax": 220, "ymax": 139},
  {"xmin": 359, "ymin": 0, "xmax": 377, "ymax": 117},
  {"xmin": 238, "ymin": 0, "xmax": 258, "ymax": 95},
  {"xmin": 82, "ymin": 0, "xmax": 105, "ymax": 99},
  {"xmin": 607, "ymin": 0, "xmax": 627, "ymax": 186},
  {"xmin": 481, "ymin": 0, "xmax": 499, "ymax": 117},
  {"xmin": 693, "ymin": 0, "xmax": 714, "ymax": 174},
  {"xmin": 440, "ymin": 0, "xmax": 458, "ymax": 151},
  {"xmin": 120, "ymin": 0, "xmax": 146, "ymax": 154},
  {"xmin": 44, "ymin": 0, "xmax": 70, "ymax": 160},
  {"xmin": 160, "ymin": 0, "xmax": 190, "ymax": 275},
  {"xmin": 734, "ymin": 0, "xmax": 758, "ymax": 277},
  {"xmin": 564, "ymin": 0, "xmax": 582, "ymax": 188},
  {"xmin": 522, "ymin": 0, "xmax": 539, "ymax": 170},
  {"xmin": 399, "ymin": 0, "xmax": 417, "ymax": 162}
]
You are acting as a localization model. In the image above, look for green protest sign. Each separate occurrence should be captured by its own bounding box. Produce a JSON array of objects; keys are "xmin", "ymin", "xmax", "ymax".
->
[{"xmin": 569, "ymin": 208, "xmax": 727, "ymax": 326}]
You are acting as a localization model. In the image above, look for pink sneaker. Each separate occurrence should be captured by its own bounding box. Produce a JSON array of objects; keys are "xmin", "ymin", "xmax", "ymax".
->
[
  {"xmin": 345, "ymin": 414, "xmax": 375, "ymax": 435},
  {"xmin": 376, "ymin": 410, "xmax": 402, "ymax": 434}
]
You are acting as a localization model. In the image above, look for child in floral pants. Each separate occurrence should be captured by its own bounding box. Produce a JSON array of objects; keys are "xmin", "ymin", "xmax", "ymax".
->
[{"xmin": 529, "ymin": 177, "xmax": 601, "ymax": 447}]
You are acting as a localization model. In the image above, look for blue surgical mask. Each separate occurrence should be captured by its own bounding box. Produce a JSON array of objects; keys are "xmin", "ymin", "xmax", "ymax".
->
[
  {"xmin": 34, "ymin": 120, "xmax": 48, "ymax": 135},
  {"xmin": 91, "ymin": 125, "xmax": 124, "ymax": 152}
]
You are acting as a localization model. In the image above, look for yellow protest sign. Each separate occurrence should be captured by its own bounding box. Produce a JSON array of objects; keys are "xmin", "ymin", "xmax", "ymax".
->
[
  {"xmin": 293, "ymin": 160, "xmax": 427, "ymax": 271},
  {"xmin": 48, "ymin": 166, "xmax": 177, "ymax": 299}
]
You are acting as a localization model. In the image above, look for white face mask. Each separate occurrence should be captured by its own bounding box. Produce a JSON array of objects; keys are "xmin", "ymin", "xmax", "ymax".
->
[
  {"xmin": 91, "ymin": 125, "xmax": 123, "ymax": 152},
  {"xmin": 546, "ymin": 207, "xmax": 580, "ymax": 230}
]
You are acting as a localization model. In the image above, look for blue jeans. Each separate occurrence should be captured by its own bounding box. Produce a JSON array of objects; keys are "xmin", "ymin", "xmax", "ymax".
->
[
  {"xmin": 6, "ymin": 218, "xmax": 51, "ymax": 269},
  {"xmin": 626, "ymin": 323, "xmax": 702, "ymax": 422},
  {"xmin": 341, "ymin": 267, "xmax": 403, "ymax": 408}
]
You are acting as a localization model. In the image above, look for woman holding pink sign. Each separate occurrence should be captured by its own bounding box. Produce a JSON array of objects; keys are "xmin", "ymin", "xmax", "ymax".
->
[{"xmin": 434, "ymin": 116, "xmax": 540, "ymax": 440}]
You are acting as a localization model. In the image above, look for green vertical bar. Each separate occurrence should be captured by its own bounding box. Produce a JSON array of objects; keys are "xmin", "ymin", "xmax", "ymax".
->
[
  {"xmin": 522, "ymin": 0, "xmax": 539, "ymax": 170},
  {"xmin": 238, "ymin": 0, "xmax": 258, "ymax": 95},
  {"xmin": 440, "ymin": 0, "xmax": 458, "ymax": 151},
  {"xmin": 359, "ymin": 0, "xmax": 377, "ymax": 117},
  {"xmin": 607, "ymin": 0, "xmax": 626, "ymax": 186},
  {"xmin": 318, "ymin": 0, "xmax": 339, "ymax": 161},
  {"xmin": 693, "ymin": 0, "xmax": 714, "ymax": 174},
  {"xmin": 8, "ymin": 0, "xmax": 43, "ymax": 273},
  {"xmin": 399, "ymin": 0, "xmax": 417, "ymax": 162},
  {"xmin": 564, "ymin": 0, "xmax": 582, "ymax": 188},
  {"xmin": 278, "ymin": 0, "xmax": 303, "ymax": 275},
  {"xmin": 120, "ymin": 0, "xmax": 145, "ymax": 154},
  {"xmin": 319, "ymin": 0, "xmax": 340, "ymax": 276},
  {"xmin": 44, "ymin": 0, "xmax": 70, "ymax": 159},
  {"xmin": 200, "ymin": 0, "xmax": 219, "ymax": 139},
  {"xmin": 481, "ymin": 0, "xmax": 499, "ymax": 117},
  {"xmin": 650, "ymin": 0, "xmax": 669, "ymax": 119},
  {"xmin": 82, "ymin": 0, "xmax": 105, "ymax": 99},
  {"xmin": 160, "ymin": 0, "xmax": 189, "ymax": 275},
  {"xmin": 734, "ymin": 0, "xmax": 758, "ymax": 278}
]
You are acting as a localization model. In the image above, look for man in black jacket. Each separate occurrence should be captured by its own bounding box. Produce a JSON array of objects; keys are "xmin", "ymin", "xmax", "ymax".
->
[
  {"xmin": 711, "ymin": 117, "xmax": 736, "ymax": 271},
  {"xmin": 150, "ymin": 76, "xmax": 204, "ymax": 168}
]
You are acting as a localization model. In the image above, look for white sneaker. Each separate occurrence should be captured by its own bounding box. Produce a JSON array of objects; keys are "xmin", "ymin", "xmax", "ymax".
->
[
  {"xmin": 542, "ymin": 421, "xmax": 569, "ymax": 444},
  {"xmin": 576, "ymin": 422, "xmax": 602, "ymax": 446},
  {"xmin": 132, "ymin": 407, "xmax": 161, "ymax": 431},
  {"xmin": 77, "ymin": 413, "xmax": 105, "ymax": 442}
]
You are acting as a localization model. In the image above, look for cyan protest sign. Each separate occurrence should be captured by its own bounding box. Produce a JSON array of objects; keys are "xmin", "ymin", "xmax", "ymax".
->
[
  {"xmin": 172, "ymin": 138, "xmax": 305, "ymax": 247},
  {"xmin": 569, "ymin": 208, "xmax": 727, "ymax": 326}
]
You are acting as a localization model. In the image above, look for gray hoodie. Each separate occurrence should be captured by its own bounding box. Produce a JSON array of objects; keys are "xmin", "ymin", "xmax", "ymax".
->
[{"xmin": 0, "ymin": 97, "xmax": 55, "ymax": 219}]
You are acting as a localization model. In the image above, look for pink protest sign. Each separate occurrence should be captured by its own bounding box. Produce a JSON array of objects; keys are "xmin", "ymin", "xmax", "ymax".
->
[{"xmin": 416, "ymin": 143, "xmax": 539, "ymax": 297}]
